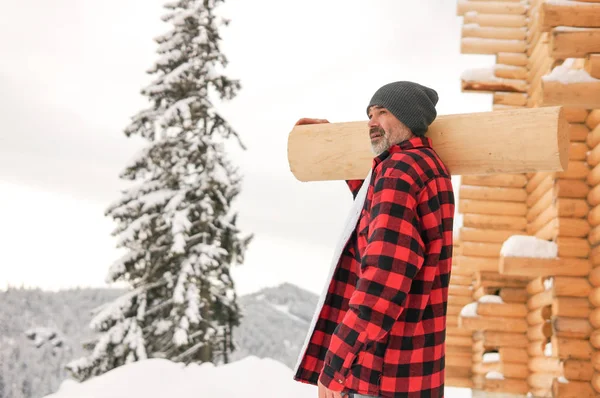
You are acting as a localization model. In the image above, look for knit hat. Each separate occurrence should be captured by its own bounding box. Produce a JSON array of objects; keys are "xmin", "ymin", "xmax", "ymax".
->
[{"xmin": 366, "ymin": 81, "xmax": 439, "ymax": 136}]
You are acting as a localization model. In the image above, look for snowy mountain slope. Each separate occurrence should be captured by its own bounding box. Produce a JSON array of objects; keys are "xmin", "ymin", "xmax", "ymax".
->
[{"xmin": 0, "ymin": 283, "xmax": 317, "ymax": 398}]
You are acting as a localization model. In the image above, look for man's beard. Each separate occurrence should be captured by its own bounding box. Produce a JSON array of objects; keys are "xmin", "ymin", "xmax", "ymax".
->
[{"xmin": 370, "ymin": 127, "xmax": 391, "ymax": 156}]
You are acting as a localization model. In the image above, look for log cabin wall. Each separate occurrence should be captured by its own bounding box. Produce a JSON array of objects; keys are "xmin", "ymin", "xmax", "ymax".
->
[{"xmin": 451, "ymin": 0, "xmax": 600, "ymax": 397}]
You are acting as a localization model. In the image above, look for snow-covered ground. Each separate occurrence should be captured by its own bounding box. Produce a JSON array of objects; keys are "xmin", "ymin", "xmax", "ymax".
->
[{"xmin": 43, "ymin": 356, "xmax": 472, "ymax": 398}]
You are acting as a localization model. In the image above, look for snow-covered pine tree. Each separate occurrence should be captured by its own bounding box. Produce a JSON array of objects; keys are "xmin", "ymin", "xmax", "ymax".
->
[{"xmin": 66, "ymin": 0, "xmax": 251, "ymax": 382}]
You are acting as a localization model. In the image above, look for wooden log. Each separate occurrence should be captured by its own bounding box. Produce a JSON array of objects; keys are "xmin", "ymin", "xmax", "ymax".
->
[
  {"xmin": 589, "ymin": 204, "xmax": 600, "ymax": 226},
  {"xmin": 570, "ymin": 142, "xmax": 589, "ymax": 161},
  {"xmin": 527, "ymin": 189, "xmax": 553, "ymax": 222},
  {"xmin": 591, "ymin": 329, "xmax": 600, "ymax": 348},
  {"xmin": 459, "ymin": 315, "xmax": 528, "ymax": 332},
  {"xmin": 563, "ymin": 359, "xmax": 594, "ymax": 381},
  {"xmin": 528, "ymin": 357, "xmax": 561, "ymax": 374},
  {"xmin": 552, "ymin": 379, "xmax": 595, "ymax": 397},
  {"xmin": 588, "ymin": 162, "xmax": 600, "ymax": 187},
  {"xmin": 529, "ymin": 341, "xmax": 546, "ymax": 358},
  {"xmin": 589, "ymin": 224, "xmax": 600, "ymax": 246},
  {"xmin": 462, "ymin": 174, "xmax": 527, "ymax": 188},
  {"xmin": 528, "ymin": 290, "xmax": 554, "ymax": 310},
  {"xmin": 459, "ymin": 199, "xmax": 527, "ymax": 216},
  {"xmin": 527, "ymin": 205, "xmax": 557, "ymax": 236},
  {"xmin": 589, "ymin": 287, "xmax": 600, "ymax": 306},
  {"xmin": 463, "ymin": 214, "xmax": 527, "ymax": 230},
  {"xmin": 555, "ymin": 179, "xmax": 590, "ymax": 199},
  {"xmin": 556, "ymin": 161, "xmax": 590, "ymax": 180},
  {"xmin": 587, "ymin": 126, "xmax": 600, "ymax": 150},
  {"xmin": 478, "ymin": 302, "xmax": 528, "ymax": 318},
  {"xmin": 500, "ymin": 287, "xmax": 528, "ymax": 303},
  {"xmin": 589, "ymin": 142, "xmax": 600, "ymax": 169},
  {"xmin": 446, "ymin": 335, "xmax": 473, "ymax": 347},
  {"xmin": 502, "ymin": 364, "xmax": 530, "ymax": 380},
  {"xmin": 497, "ymin": 52, "xmax": 528, "ymax": 66},
  {"xmin": 540, "ymin": 0, "xmax": 600, "ymax": 29},
  {"xmin": 447, "ymin": 327, "xmax": 473, "ymax": 337},
  {"xmin": 589, "ymin": 266, "xmax": 600, "ymax": 287},
  {"xmin": 462, "ymin": 24, "xmax": 527, "ymax": 41},
  {"xmin": 459, "ymin": 227, "xmax": 520, "ymax": 243},
  {"xmin": 447, "ymin": 316, "xmax": 458, "ymax": 327},
  {"xmin": 449, "ymin": 285, "xmax": 473, "ymax": 297},
  {"xmin": 554, "ymin": 276, "xmax": 592, "ymax": 297},
  {"xmin": 527, "ymin": 277, "xmax": 548, "ymax": 295},
  {"xmin": 589, "ymin": 308, "xmax": 600, "ymax": 328},
  {"xmin": 593, "ymin": 351, "xmax": 600, "ymax": 372},
  {"xmin": 499, "ymin": 256, "xmax": 591, "ymax": 277},
  {"xmin": 564, "ymin": 108, "xmax": 590, "ymax": 124},
  {"xmin": 462, "ymin": 73, "xmax": 528, "ymax": 92},
  {"xmin": 527, "ymin": 174, "xmax": 554, "ymax": 206},
  {"xmin": 499, "ymin": 347, "xmax": 529, "ymax": 364},
  {"xmin": 588, "ymin": 184, "xmax": 600, "ymax": 208},
  {"xmin": 552, "ymin": 297, "xmax": 592, "ymax": 318},
  {"xmin": 289, "ymin": 107, "xmax": 569, "ymax": 181},
  {"xmin": 460, "ymin": 185, "xmax": 527, "ymax": 202},
  {"xmin": 557, "ymin": 198, "xmax": 589, "ymax": 217},
  {"xmin": 457, "ymin": 1, "xmax": 528, "ymax": 15},
  {"xmin": 463, "ymin": 242, "xmax": 502, "ymax": 260},
  {"xmin": 473, "ymin": 286, "xmax": 486, "ymax": 301},
  {"xmin": 588, "ymin": 109, "xmax": 600, "ymax": 130},
  {"xmin": 495, "ymin": 65, "xmax": 528, "ymax": 80},
  {"xmin": 484, "ymin": 331, "xmax": 528, "ymax": 347},
  {"xmin": 527, "ymin": 306, "xmax": 552, "ymax": 325},
  {"xmin": 585, "ymin": 54, "xmax": 600, "ymax": 79},
  {"xmin": 476, "ymin": 271, "xmax": 531, "ymax": 289},
  {"xmin": 448, "ymin": 294, "xmax": 474, "ymax": 306},
  {"xmin": 557, "ymin": 217, "xmax": 591, "ymax": 237},
  {"xmin": 568, "ymin": 124, "xmax": 590, "ymax": 144},
  {"xmin": 593, "ymin": 246, "xmax": 600, "ymax": 267},
  {"xmin": 445, "ymin": 365, "xmax": 472, "ymax": 378},
  {"xmin": 528, "ymin": 373, "xmax": 555, "ymax": 390},
  {"xmin": 527, "ymin": 171, "xmax": 554, "ymax": 194},
  {"xmin": 592, "ymin": 373, "xmax": 600, "ymax": 394},
  {"xmin": 553, "ymin": 337, "xmax": 593, "ymax": 360},
  {"xmin": 445, "ymin": 377, "xmax": 473, "ymax": 388},
  {"xmin": 484, "ymin": 378, "xmax": 530, "ymax": 394},
  {"xmin": 447, "ymin": 355, "xmax": 474, "ymax": 367},
  {"xmin": 542, "ymin": 80, "xmax": 600, "ymax": 109},
  {"xmin": 556, "ymin": 237, "xmax": 590, "ymax": 258},
  {"xmin": 528, "ymin": 321, "xmax": 552, "ymax": 340},
  {"xmin": 455, "ymin": 256, "xmax": 498, "ymax": 273},
  {"xmin": 535, "ymin": 218, "xmax": 557, "ymax": 241},
  {"xmin": 493, "ymin": 91, "xmax": 528, "ymax": 106},
  {"xmin": 471, "ymin": 361, "xmax": 502, "ymax": 375},
  {"xmin": 449, "ymin": 274, "xmax": 473, "ymax": 286},
  {"xmin": 464, "ymin": 12, "xmax": 527, "ymax": 29},
  {"xmin": 550, "ymin": 27, "xmax": 600, "ymax": 59},
  {"xmin": 447, "ymin": 305, "xmax": 463, "ymax": 316},
  {"xmin": 552, "ymin": 316, "xmax": 592, "ymax": 339}
]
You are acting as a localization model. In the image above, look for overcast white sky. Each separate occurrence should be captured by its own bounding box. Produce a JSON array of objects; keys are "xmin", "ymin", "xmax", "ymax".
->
[{"xmin": 0, "ymin": 0, "xmax": 492, "ymax": 296}]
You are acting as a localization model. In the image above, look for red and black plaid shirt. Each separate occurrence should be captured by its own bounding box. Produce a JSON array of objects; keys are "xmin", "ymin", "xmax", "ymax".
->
[{"xmin": 294, "ymin": 136, "xmax": 455, "ymax": 398}]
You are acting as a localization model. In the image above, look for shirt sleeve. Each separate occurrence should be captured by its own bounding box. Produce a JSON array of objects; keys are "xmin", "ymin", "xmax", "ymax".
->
[{"xmin": 319, "ymin": 169, "xmax": 430, "ymax": 390}]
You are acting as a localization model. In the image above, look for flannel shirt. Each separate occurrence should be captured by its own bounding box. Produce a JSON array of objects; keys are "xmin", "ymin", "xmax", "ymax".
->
[{"xmin": 293, "ymin": 136, "xmax": 455, "ymax": 398}]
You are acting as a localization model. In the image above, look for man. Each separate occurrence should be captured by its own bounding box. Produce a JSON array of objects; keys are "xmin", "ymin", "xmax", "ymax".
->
[{"xmin": 292, "ymin": 81, "xmax": 455, "ymax": 398}]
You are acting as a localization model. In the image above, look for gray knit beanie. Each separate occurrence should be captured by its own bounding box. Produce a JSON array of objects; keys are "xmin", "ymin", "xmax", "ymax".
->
[{"xmin": 366, "ymin": 81, "xmax": 439, "ymax": 136}]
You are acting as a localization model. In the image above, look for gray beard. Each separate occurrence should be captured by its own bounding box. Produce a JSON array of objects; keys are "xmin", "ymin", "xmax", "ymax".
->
[{"xmin": 371, "ymin": 135, "xmax": 391, "ymax": 156}]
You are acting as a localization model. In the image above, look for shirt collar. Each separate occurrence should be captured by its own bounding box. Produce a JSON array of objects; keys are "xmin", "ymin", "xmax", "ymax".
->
[{"xmin": 373, "ymin": 136, "xmax": 432, "ymax": 167}]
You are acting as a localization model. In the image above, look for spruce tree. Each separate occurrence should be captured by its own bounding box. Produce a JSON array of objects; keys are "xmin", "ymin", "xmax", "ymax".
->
[{"xmin": 66, "ymin": 0, "xmax": 250, "ymax": 382}]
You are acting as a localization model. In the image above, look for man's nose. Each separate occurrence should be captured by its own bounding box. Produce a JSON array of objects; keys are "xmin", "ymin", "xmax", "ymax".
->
[{"xmin": 368, "ymin": 117, "xmax": 378, "ymax": 128}]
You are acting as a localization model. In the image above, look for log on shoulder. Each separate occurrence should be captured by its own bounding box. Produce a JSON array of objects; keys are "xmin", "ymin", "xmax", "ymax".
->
[{"xmin": 287, "ymin": 106, "xmax": 569, "ymax": 181}]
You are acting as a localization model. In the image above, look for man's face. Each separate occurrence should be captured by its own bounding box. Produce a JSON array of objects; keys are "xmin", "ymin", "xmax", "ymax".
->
[{"xmin": 367, "ymin": 106, "xmax": 411, "ymax": 155}]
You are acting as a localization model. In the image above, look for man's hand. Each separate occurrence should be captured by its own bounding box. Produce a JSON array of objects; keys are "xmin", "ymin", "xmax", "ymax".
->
[
  {"xmin": 318, "ymin": 379, "xmax": 344, "ymax": 398},
  {"xmin": 295, "ymin": 118, "xmax": 330, "ymax": 126}
]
